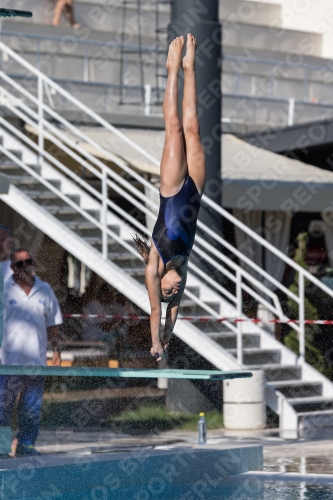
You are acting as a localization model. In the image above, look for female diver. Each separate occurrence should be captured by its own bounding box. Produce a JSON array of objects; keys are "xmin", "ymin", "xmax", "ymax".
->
[{"xmin": 134, "ymin": 34, "xmax": 206, "ymax": 361}]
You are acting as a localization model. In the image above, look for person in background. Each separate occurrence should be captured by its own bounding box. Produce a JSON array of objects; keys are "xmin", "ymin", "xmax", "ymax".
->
[
  {"xmin": 0, "ymin": 248, "xmax": 62, "ymax": 457},
  {"xmin": 0, "ymin": 225, "xmax": 13, "ymax": 286},
  {"xmin": 82, "ymin": 283, "xmax": 131, "ymax": 350},
  {"xmin": 52, "ymin": 0, "xmax": 81, "ymax": 28}
]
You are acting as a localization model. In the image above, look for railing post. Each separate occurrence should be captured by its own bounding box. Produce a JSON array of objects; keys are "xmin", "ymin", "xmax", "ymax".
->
[
  {"xmin": 299, "ymin": 271, "xmax": 305, "ymax": 364},
  {"xmin": 101, "ymin": 167, "xmax": 108, "ymax": 259},
  {"xmin": 236, "ymin": 269, "xmax": 243, "ymax": 365},
  {"xmin": 0, "ymin": 263, "xmax": 4, "ymax": 349},
  {"xmin": 144, "ymin": 84, "xmax": 151, "ymax": 116},
  {"xmin": 37, "ymin": 75, "xmax": 44, "ymax": 167},
  {"xmin": 84, "ymin": 43, "xmax": 89, "ymax": 82},
  {"xmin": 36, "ymin": 39, "xmax": 41, "ymax": 71},
  {"xmin": 288, "ymin": 98, "xmax": 295, "ymax": 126}
]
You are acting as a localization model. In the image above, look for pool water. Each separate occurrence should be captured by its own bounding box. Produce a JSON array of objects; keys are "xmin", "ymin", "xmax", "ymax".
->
[
  {"xmin": 21, "ymin": 479, "xmax": 333, "ymax": 500},
  {"xmin": 225, "ymin": 478, "xmax": 333, "ymax": 500},
  {"xmin": 263, "ymin": 481, "xmax": 333, "ymax": 499}
]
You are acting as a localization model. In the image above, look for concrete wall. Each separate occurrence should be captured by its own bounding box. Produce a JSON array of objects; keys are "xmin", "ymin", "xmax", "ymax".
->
[
  {"xmin": 0, "ymin": 446, "xmax": 263, "ymax": 499},
  {"xmin": 262, "ymin": 0, "xmax": 333, "ymax": 59}
]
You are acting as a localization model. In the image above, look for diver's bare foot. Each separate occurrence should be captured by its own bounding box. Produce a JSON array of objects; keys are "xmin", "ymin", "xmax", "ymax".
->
[
  {"xmin": 183, "ymin": 33, "xmax": 197, "ymax": 70},
  {"xmin": 151, "ymin": 344, "xmax": 164, "ymax": 362},
  {"xmin": 166, "ymin": 36, "xmax": 184, "ymax": 73}
]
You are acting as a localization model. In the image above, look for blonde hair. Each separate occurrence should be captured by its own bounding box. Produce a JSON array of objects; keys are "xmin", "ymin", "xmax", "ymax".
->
[{"xmin": 132, "ymin": 234, "xmax": 151, "ymax": 265}]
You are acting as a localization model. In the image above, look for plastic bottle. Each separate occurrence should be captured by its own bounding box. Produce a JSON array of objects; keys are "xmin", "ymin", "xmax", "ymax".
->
[{"xmin": 198, "ymin": 412, "xmax": 206, "ymax": 444}]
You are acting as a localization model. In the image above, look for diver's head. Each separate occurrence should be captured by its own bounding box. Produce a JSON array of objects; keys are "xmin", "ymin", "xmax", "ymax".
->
[{"xmin": 160, "ymin": 269, "xmax": 182, "ymax": 302}]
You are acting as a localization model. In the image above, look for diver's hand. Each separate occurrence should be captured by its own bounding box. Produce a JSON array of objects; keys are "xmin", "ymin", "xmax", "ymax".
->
[{"xmin": 151, "ymin": 343, "xmax": 165, "ymax": 362}]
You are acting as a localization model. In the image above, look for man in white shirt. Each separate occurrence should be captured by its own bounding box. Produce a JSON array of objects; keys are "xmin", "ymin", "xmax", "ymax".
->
[
  {"xmin": 0, "ymin": 225, "xmax": 13, "ymax": 286},
  {"xmin": 0, "ymin": 248, "xmax": 62, "ymax": 457}
]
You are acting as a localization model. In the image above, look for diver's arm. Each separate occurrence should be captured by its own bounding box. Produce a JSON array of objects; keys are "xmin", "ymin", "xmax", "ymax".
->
[
  {"xmin": 163, "ymin": 301, "xmax": 180, "ymax": 345},
  {"xmin": 163, "ymin": 262, "xmax": 187, "ymax": 345},
  {"xmin": 145, "ymin": 258, "xmax": 162, "ymax": 353}
]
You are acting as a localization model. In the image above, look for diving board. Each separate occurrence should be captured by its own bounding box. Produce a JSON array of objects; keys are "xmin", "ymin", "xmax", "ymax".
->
[{"xmin": 0, "ymin": 366, "xmax": 252, "ymax": 381}]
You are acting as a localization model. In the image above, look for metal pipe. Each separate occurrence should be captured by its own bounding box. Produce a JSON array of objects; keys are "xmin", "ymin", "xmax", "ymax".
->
[
  {"xmin": 236, "ymin": 269, "xmax": 243, "ymax": 365},
  {"xmin": 299, "ymin": 272, "xmax": 305, "ymax": 364},
  {"xmin": 37, "ymin": 76, "xmax": 43, "ymax": 167},
  {"xmin": 101, "ymin": 167, "xmax": 108, "ymax": 259}
]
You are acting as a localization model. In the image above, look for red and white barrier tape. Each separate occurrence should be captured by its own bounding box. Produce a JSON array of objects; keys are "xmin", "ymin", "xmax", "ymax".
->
[{"xmin": 63, "ymin": 314, "xmax": 333, "ymax": 325}]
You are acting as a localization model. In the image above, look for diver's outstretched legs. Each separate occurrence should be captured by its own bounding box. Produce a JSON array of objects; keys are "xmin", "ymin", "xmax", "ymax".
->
[
  {"xmin": 159, "ymin": 36, "xmax": 188, "ymax": 198},
  {"xmin": 182, "ymin": 34, "xmax": 206, "ymax": 194}
]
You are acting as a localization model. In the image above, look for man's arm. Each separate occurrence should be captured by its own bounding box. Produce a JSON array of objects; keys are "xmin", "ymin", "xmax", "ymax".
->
[{"xmin": 48, "ymin": 325, "xmax": 61, "ymax": 366}]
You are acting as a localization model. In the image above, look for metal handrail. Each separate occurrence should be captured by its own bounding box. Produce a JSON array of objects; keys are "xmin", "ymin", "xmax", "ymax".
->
[
  {"xmin": 223, "ymin": 92, "xmax": 333, "ymax": 108},
  {"xmin": 223, "ymin": 54, "xmax": 333, "ymax": 75},
  {"xmin": 204, "ymin": 195, "xmax": 333, "ymax": 300}
]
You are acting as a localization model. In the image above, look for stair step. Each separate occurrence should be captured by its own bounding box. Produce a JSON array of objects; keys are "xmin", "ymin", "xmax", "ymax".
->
[
  {"xmin": 207, "ymin": 332, "xmax": 260, "ymax": 349},
  {"xmin": 297, "ymin": 410, "xmax": 333, "ymax": 438},
  {"xmin": 269, "ymin": 380, "xmax": 322, "ymax": 398},
  {"xmin": 178, "ymin": 301, "xmax": 220, "ymax": 315},
  {"xmin": 108, "ymin": 241, "xmax": 136, "ymax": 253},
  {"xmin": 107, "ymin": 252, "xmax": 138, "ymax": 259},
  {"xmin": 289, "ymin": 396, "xmax": 333, "ymax": 413},
  {"xmin": 44, "ymin": 206, "xmax": 100, "ymax": 221},
  {"xmin": 128, "ymin": 269, "xmax": 145, "ymax": 284},
  {"xmin": 192, "ymin": 321, "xmax": 234, "ymax": 333},
  {"xmin": 108, "ymin": 253, "xmax": 145, "ymax": 268},
  {"xmin": 11, "ymin": 177, "xmax": 61, "ymax": 191},
  {"xmin": 247, "ymin": 364, "xmax": 302, "ymax": 381},
  {"xmin": 185, "ymin": 286, "xmax": 200, "ymax": 298},
  {"xmin": 0, "ymin": 164, "xmax": 41, "ymax": 176},
  {"xmin": 0, "ymin": 149, "xmax": 22, "ymax": 161},
  {"xmin": 228, "ymin": 349, "xmax": 281, "ymax": 365},
  {"xmin": 64, "ymin": 221, "xmax": 105, "ymax": 238},
  {"xmin": 83, "ymin": 237, "xmax": 127, "ymax": 248},
  {"xmin": 22, "ymin": 191, "xmax": 81, "ymax": 206},
  {"xmin": 86, "ymin": 229, "xmax": 121, "ymax": 245}
]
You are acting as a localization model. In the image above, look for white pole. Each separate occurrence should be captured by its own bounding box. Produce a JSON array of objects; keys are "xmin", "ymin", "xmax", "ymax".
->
[
  {"xmin": 144, "ymin": 84, "xmax": 151, "ymax": 116},
  {"xmin": 37, "ymin": 75, "xmax": 44, "ymax": 167},
  {"xmin": 83, "ymin": 44, "xmax": 89, "ymax": 82},
  {"xmin": 236, "ymin": 269, "xmax": 243, "ymax": 365},
  {"xmin": 299, "ymin": 271, "xmax": 305, "ymax": 364},
  {"xmin": 101, "ymin": 167, "xmax": 108, "ymax": 259},
  {"xmin": 288, "ymin": 97, "xmax": 295, "ymax": 126},
  {"xmin": 0, "ymin": 264, "xmax": 3, "ymax": 348}
]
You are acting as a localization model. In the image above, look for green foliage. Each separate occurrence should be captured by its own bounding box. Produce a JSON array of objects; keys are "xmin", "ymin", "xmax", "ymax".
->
[
  {"xmin": 107, "ymin": 404, "xmax": 223, "ymax": 434},
  {"xmin": 284, "ymin": 232, "xmax": 331, "ymax": 378},
  {"xmin": 284, "ymin": 331, "xmax": 331, "ymax": 379}
]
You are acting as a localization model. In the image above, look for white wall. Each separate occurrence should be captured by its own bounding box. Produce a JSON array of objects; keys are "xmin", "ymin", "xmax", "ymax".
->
[{"xmin": 256, "ymin": 0, "xmax": 333, "ymax": 59}]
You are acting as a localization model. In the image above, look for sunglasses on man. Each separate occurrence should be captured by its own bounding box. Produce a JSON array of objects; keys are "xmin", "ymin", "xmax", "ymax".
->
[{"xmin": 14, "ymin": 259, "xmax": 34, "ymax": 268}]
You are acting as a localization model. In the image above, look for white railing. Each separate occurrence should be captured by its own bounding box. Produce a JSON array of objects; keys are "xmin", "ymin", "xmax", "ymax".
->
[{"xmin": 1, "ymin": 41, "xmax": 333, "ymax": 366}]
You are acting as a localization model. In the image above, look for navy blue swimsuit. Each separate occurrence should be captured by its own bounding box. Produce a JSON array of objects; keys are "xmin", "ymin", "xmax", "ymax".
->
[{"xmin": 152, "ymin": 175, "xmax": 201, "ymax": 266}]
